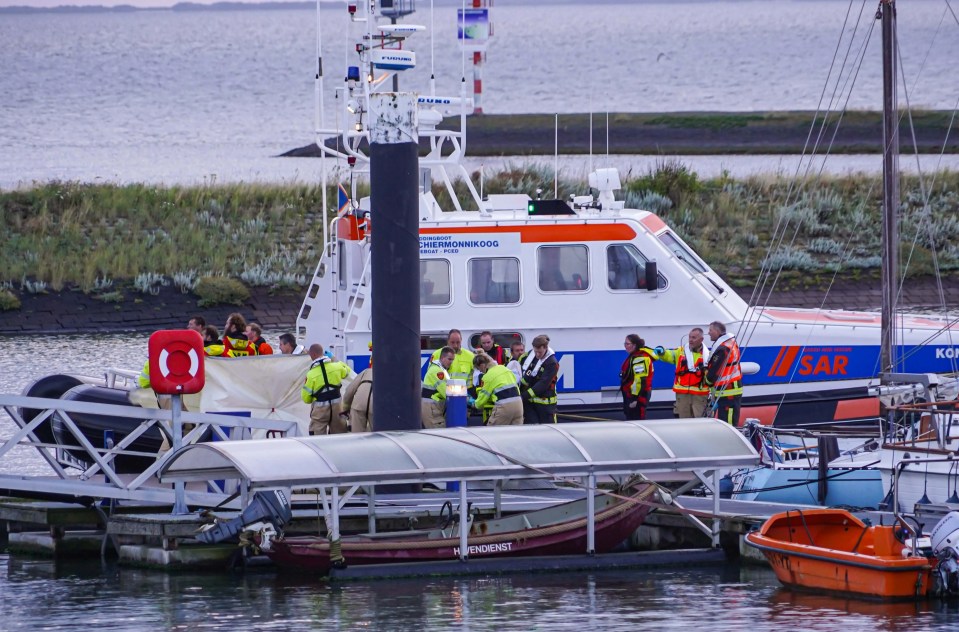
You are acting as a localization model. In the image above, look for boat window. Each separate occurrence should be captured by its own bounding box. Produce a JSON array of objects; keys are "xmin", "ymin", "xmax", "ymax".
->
[
  {"xmin": 658, "ymin": 231, "xmax": 709, "ymax": 274},
  {"xmin": 537, "ymin": 245, "xmax": 589, "ymax": 292},
  {"xmin": 468, "ymin": 332, "xmax": 524, "ymax": 351},
  {"xmin": 468, "ymin": 257, "xmax": 520, "ymax": 305},
  {"xmin": 420, "ymin": 259, "xmax": 451, "ymax": 306},
  {"xmin": 420, "ymin": 334, "xmax": 449, "ymax": 351},
  {"xmin": 607, "ymin": 244, "xmax": 667, "ymax": 290}
]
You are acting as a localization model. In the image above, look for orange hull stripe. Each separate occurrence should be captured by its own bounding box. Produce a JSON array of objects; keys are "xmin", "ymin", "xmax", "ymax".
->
[
  {"xmin": 420, "ymin": 224, "xmax": 636, "ymax": 243},
  {"xmin": 741, "ymin": 404, "xmax": 779, "ymax": 426},
  {"xmin": 774, "ymin": 346, "xmax": 800, "ymax": 378},
  {"xmin": 834, "ymin": 397, "xmax": 880, "ymax": 420},
  {"xmin": 768, "ymin": 346, "xmax": 787, "ymax": 376}
]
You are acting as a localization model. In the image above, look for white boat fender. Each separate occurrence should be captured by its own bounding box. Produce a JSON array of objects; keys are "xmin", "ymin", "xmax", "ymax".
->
[{"xmin": 740, "ymin": 361, "xmax": 761, "ymax": 376}]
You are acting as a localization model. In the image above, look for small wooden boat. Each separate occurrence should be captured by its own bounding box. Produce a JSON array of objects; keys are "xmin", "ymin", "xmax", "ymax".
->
[
  {"xmin": 265, "ymin": 483, "xmax": 657, "ymax": 574},
  {"xmin": 745, "ymin": 508, "xmax": 936, "ymax": 600}
]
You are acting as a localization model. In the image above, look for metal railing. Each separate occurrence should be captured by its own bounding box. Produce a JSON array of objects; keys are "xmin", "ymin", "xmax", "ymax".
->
[{"xmin": 0, "ymin": 394, "xmax": 302, "ymax": 510}]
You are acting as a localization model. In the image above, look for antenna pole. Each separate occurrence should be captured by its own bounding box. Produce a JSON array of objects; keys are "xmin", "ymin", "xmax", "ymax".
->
[
  {"xmin": 880, "ymin": 0, "xmax": 899, "ymax": 377},
  {"xmin": 316, "ymin": 0, "xmax": 328, "ymax": 251},
  {"xmin": 554, "ymin": 114, "xmax": 559, "ymax": 199},
  {"xmin": 606, "ymin": 111, "xmax": 610, "ymax": 160},
  {"xmin": 588, "ymin": 104, "xmax": 593, "ymax": 178}
]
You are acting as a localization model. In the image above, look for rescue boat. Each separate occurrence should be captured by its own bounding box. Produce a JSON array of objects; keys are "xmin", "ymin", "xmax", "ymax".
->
[
  {"xmin": 295, "ymin": 2, "xmax": 959, "ymax": 428},
  {"xmin": 745, "ymin": 508, "xmax": 959, "ymax": 600}
]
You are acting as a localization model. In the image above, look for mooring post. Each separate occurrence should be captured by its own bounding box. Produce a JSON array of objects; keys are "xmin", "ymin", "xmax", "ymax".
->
[
  {"xmin": 712, "ymin": 469, "xmax": 721, "ymax": 547},
  {"xmin": 369, "ymin": 92, "xmax": 421, "ymax": 438},
  {"xmin": 586, "ymin": 474, "xmax": 596, "ymax": 555},
  {"xmin": 171, "ymin": 394, "xmax": 187, "ymax": 515},
  {"xmin": 459, "ymin": 480, "xmax": 469, "ymax": 562}
]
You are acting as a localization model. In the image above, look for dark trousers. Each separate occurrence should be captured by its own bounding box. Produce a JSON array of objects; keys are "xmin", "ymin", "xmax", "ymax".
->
[
  {"xmin": 525, "ymin": 401, "xmax": 556, "ymax": 424},
  {"xmin": 622, "ymin": 392, "xmax": 648, "ymax": 420},
  {"xmin": 714, "ymin": 395, "xmax": 742, "ymax": 426}
]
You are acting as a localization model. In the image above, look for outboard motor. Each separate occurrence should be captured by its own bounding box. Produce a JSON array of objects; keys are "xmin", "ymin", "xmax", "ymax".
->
[
  {"xmin": 930, "ymin": 511, "xmax": 959, "ymax": 595},
  {"xmin": 196, "ymin": 489, "xmax": 293, "ymax": 545}
]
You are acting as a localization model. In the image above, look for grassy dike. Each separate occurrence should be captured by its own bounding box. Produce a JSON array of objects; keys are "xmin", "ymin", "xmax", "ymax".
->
[{"xmin": 2, "ymin": 161, "xmax": 959, "ymax": 312}]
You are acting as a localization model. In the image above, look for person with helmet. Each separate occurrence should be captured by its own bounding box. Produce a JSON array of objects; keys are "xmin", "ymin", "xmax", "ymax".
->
[
  {"xmin": 652, "ymin": 327, "xmax": 710, "ymax": 418},
  {"xmin": 704, "ymin": 321, "xmax": 743, "ymax": 426},
  {"xmin": 473, "ymin": 353, "xmax": 523, "ymax": 426},
  {"xmin": 422, "ymin": 346, "xmax": 454, "ymax": 429},
  {"xmin": 621, "ymin": 333, "xmax": 654, "ymax": 420},
  {"xmin": 521, "ymin": 334, "xmax": 559, "ymax": 424},
  {"xmin": 301, "ymin": 343, "xmax": 351, "ymax": 435}
]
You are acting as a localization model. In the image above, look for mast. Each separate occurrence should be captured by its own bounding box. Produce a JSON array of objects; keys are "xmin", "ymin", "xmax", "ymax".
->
[{"xmin": 880, "ymin": 0, "xmax": 899, "ymax": 378}]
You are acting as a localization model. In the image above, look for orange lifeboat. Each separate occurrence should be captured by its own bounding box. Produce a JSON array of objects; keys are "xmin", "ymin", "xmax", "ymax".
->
[{"xmin": 744, "ymin": 509, "xmax": 935, "ymax": 600}]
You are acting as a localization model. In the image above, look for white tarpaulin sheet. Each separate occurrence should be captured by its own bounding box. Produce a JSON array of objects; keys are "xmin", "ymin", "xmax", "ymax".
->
[{"xmin": 191, "ymin": 355, "xmax": 314, "ymax": 437}]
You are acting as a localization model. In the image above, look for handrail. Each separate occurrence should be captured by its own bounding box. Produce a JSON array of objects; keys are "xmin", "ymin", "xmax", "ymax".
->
[
  {"xmin": 892, "ymin": 454, "xmax": 959, "ymax": 557},
  {"xmin": 0, "ymin": 394, "xmax": 302, "ymax": 510}
]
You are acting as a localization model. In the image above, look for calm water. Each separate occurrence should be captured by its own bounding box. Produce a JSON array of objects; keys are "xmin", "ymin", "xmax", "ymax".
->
[
  {"xmin": 1, "ymin": 552, "xmax": 958, "ymax": 631},
  {"xmin": 2, "ymin": 333, "xmax": 959, "ymax": 629},
  {"xmin": 3, "ymin": 0, "xmax": 959, "ymax": 188}
]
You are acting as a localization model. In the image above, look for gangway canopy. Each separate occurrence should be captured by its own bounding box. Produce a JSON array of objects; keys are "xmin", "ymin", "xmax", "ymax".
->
[{"xmin": 159, "ymin": 419, "xmax": 758, "ymax": 488}]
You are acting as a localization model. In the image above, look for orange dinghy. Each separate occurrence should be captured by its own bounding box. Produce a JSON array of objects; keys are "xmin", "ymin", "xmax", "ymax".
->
[{"xmin": 744, "ymin": 509, "xmax": 935, "ymax": 601}]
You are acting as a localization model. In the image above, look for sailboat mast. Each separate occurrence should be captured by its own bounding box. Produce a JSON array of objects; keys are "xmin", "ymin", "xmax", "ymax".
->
[{"xmin": 880, "ymin": 0, "xmax": 899, "ymax": 377}]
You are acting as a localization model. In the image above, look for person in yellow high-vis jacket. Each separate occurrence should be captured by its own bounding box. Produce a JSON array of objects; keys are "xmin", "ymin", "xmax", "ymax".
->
[
  {"xmin": 653, "ymin": 327, "xmax": 710, "ymax": 418},
  {"xmin": 430, "ymin": 329, "xmax": 474, "ymax": 382},
  {"xmin": 301, "ymin": 344, "xmax": 351, "ymax": 435},
  {"xmin": 473, "ymin": 354, "xmax": 524, "ymax": 426},
  {"xmin": 421, "ymin": 346, "xmax": 454, "ymax": 429}
]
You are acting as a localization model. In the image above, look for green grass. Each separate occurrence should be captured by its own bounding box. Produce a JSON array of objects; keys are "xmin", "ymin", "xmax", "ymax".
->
[{"xmin": 3, "ymin": 167, "xmax": 959, "ymax": 297}]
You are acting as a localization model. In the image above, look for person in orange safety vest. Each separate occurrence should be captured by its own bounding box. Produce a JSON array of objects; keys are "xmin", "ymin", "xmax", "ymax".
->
[
  {"xmin": 704, "ymin": 321, "xmax": 743, "ymax": 426},
  {"xmin": 652, "ymin": 327, "xmax": 710, "ymax": 418}
]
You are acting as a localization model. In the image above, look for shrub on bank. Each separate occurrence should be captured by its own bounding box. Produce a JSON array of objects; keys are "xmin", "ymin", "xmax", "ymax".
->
[
  {"xmin": 0, "ymin": 289, "xmax": 20, "ymax": 311},
  {"xmin": 195, "ymin": 276, "xmax": 251, "ymax": 307}
]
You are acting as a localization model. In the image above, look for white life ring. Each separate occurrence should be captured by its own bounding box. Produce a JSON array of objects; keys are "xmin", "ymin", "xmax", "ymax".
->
[{"xmin": 158, "ymin": 346, "xmax": 200, "ymax": 379}]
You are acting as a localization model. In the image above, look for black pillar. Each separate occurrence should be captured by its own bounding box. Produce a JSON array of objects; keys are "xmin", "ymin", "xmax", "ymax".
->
[{"xmin": 369, "ymin": 93, "xmax": 421, "ymax": 433}]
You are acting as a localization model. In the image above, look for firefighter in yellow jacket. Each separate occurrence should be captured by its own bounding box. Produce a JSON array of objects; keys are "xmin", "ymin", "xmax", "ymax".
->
[
  {"xmin": 430, "ymin": 329, "xmax": 474, "ymax": 382},
  {"xmin": 653, "ymin": 327, "xmax": 710, "ymax": 418},
  {"xmin": 422, "ymin": 346, "xmax": 454, "ymax": 429},
  {"xmin": 301, "ymin": 343, "xmax": 351, "ymax": 435},
  {"xmin": 473, "ymin": 353, "xmax": 524, "ymax": 426}
]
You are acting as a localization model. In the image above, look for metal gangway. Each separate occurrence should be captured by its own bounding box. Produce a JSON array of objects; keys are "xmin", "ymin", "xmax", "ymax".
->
[{"xmin": 0, "ymin": 392, "xmax": 300, "ymax": 509}]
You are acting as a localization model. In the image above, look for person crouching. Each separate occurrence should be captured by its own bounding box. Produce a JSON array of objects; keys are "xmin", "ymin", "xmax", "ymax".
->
[{"xmin": 472, "ymin": 353, "xmax": 524, "ymax": 426}]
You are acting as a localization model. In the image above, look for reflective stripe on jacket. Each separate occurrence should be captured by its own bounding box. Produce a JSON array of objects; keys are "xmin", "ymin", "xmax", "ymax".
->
[
  {"xmin": 475, "ymin": 365, "xmax": 521, "ymax": 409},
  {"xmin": 705, "ymin": 338, "xmax": 743, "ymax": 398},
  {"xmin": 657, "ymin": 347, "xmax": 709, "ymax": 396},
  {"xmin": 422, "ymin": 361, "xmax": 448, "ymax": 402},
  {"xmin": 523, "ymin": 354, "xmax": 559, "ymax": 405},
  {"xmin": 138, "ymin": 360, "xmax": 151, "ymax": 389},
  {"xmin": 301, "ymin": 358, "xmax": 350, "ymax": 404},
  {"xmin": 430, "ymin": 348, "xmax": 475, "ymax": 382},
  {"xmin": 620, "ymin": 349, "xmax": 653, "ymax": 397},
  {"xmin": 223, "ymin": 335, "xmax": 258, "ymax": 358}
]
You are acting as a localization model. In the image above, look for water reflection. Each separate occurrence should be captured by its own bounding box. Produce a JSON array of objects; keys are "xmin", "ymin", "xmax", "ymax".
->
[{"xmin": 2, "ymin": 554, "xmax": 957, "ymax": 631}]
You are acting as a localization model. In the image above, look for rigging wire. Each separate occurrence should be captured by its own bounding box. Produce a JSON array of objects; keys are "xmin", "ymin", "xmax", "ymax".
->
[{"xmin": 739, "ymin": 0, "xmax": 876, "ymax": 355}]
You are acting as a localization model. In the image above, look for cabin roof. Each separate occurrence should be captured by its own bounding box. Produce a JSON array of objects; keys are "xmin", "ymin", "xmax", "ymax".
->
[{"xmin": 159, "ymin": 419, "xmax": 758, "ymax": 488}]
